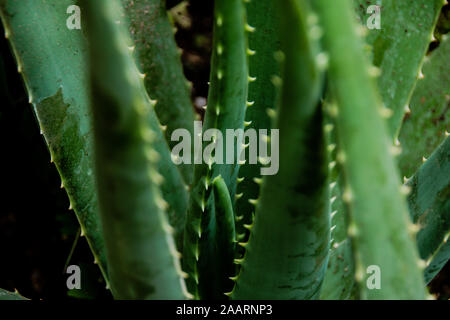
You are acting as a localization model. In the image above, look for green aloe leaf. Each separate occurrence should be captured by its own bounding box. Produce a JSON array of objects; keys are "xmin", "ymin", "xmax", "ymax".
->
[
  {"xmin": 406, "ymin": 137, "xmax": 450, "ymax": 284},
  {"xmin": 81, "ymin": 0, "xmax": 187, "ymax": 299},
  {"xmin": 0, "ymin": 0, "xmax": 108, "ymax": 282},
  {"xmin": 113, "ymin": 0, "xmax": 190, "ymax": 251},
  {"xmin": 231, "ymin": 0, "xmax": 329, "ymax": 300},
  {"xmin": 321, "ymin": 99, "xmax": 359, "ymax": 300},
  {"xmin": 235, "ymin": 0, "xmax": 281, "ymax": 235},
  {"xmin": 320, "ymin": 174, "xmax": 358, "ymax": 300},
  {"xmin": 121, "ymin": 0, "xmax": 195, "ymax": 185},
  {"xmin": 314, "ymin": 0, "xmax": 425, "ymax": 299},
  {"xmin": 182, "ymin": 0, "xmax": 248, "ymax": 299},
  {"xmin": 196, "ymin": 175, "xmax": 236, "ymax": 299},
  {"xmin": 398, "ymin": 35, "xmax": 450, "ymax": 178},
  {"xmin": 354, "ymin": 0, "xmax": 444, "ymax": 139}
]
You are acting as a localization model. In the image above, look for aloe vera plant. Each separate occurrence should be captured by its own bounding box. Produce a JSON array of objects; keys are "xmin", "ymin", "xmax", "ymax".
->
[{"xmin": 0, "ymin": 0, "xmax": 448, "ymax": 300}]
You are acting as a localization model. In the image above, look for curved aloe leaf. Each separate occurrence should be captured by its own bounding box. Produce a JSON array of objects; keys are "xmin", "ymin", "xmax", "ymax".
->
[
  {"xmin": 231, "ymin": 0, "xmax": 329, "ymax": 300},
  {"xmin": 182, "ymin": 0, "xmax": 248, "ymax": 299},
  {"xmin": 0, "ymin": 0, "xmax": 108, "ymax": 282},
  {"xmin": 320, "ymin": 173, "xmax": 357, "ymax": 300},
  {"xmin": 314, "ymin": 0, "xmax": 425, "ymax": 299},
  {"xmin": 406, "ymin": 137, "xmax": 450, "ymax": 283},
  {"xmin": 196, "ymin": 175, "xmax": 236, "ymax": 299},
  {"xmin": 235, "ymin": 0, "xmax": 280, "ymax": 235},
  {"xmin": 121, "ymin": 0, "xmax": 195, "ymax": 185},
  {"xmin": 116, "ymin": 0, "xmax": 193, "ymax": 251},
  {"xmin": 82, "ymin": 0, "xmax": 186, "ymax": 299},
  {"xmin": 354, "ymin": 0, "xmax": 444, "ymax": 139},
  {"xmin": 398, "ymin": 35, "xmax": 450, "ymax": 178},
  {"xmin": 320, "ymin": 234, "xmax": 356, "ymax": 300},
  {"xmin": 321, "ymin": 101, "xmax": 358, "ymax": 300},
  {"xmin": 212, "ymin": 176, "xmax": 236, "ymax": 290}
]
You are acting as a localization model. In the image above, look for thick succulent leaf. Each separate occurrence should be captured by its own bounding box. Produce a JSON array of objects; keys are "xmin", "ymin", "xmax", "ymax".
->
[
  {"xmin": 0, "ymin": 289, "xmax": 28, "ymax": 300},
  {"xmin": 314, "ymin": 0, "xmax": 425, "ymax": 299},
  {"xmin": 112, "ymin": 1, "xmax": 190, "ymax": 251},
  {"xmin": 321, "ymin": 100, "xmax": 359, "ymax": 300},
  {"xmin": 406, "ymin": 137, "xmax": 450, "ymax": 284},
  {"xmin": 398, "ymin": 36, "xmax": 450, "ymax": 178},
  {"xmin": 235, "ymin": 0, "xmax": 280, "ymax": 234},
  {"xmin": 231, "ymin": 0, "xmax": 329, "ymax": 300},
  {"xmin": 320, "ymin": 237, "xmax": 356, "ymax": 300},
  {"xmin": 81, "ymin": 0, "xmax": 186, "ymax": 299},
  {"xmin": 196, "ymin": 175, "xmax": 236, "ymax": 299},
  {"xmin": 0, "ymin": 0, "xmax": 108, "ymax": 281},
  {"xmin": 182, "ymin": 0, "xmax": 248, "ymax": 299},
  {"xmin": 320, "ymin": 175, "xmax": 358, "ymax": 300},
  {"xmin": 121, "ymin": 0, "xmax": 195, "ymax": 185},
  {"xmin": 212, "ymin": 176, "xmax": 236, "ymax": 286},
  {"xmin": 199, "ymin": 0, "xmax": 249, "ymax": 197},
  {"xmin": 354, "ymin": 0, "xmax": 444, "ymax": 139}
]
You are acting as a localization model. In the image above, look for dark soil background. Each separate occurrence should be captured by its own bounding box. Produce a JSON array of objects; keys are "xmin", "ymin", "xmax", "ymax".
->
[{"xmin": 0, "ymin": 1, "xmax": 448, "ymax": 300}]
